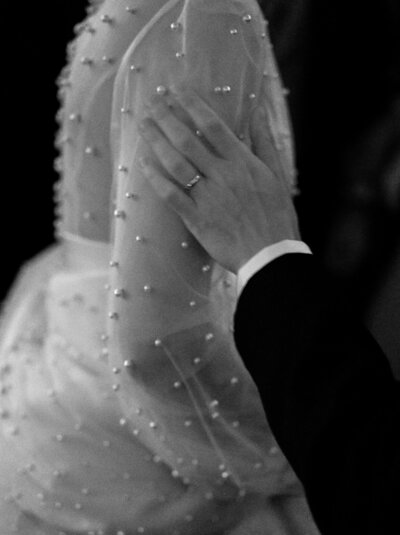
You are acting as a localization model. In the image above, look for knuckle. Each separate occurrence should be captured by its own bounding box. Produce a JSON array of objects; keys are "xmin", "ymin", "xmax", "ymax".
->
[
  {"xmin": 165, "ymin": 187, "xmax": 178, "ymax": 204},
  {"xmin": 205, "ymin": 120, "xmax": 224, "ymax": 139},
  {"xmin": 171, "ymin": 159, "xmax": 187, "ymax": 177},
  {"xmin": 179, "ymin": 135, "xmax": 196, "ymax": 154}
]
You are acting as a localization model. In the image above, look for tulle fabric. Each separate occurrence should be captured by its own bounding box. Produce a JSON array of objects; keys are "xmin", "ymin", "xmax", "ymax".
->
[
  {"xmin": 0, "ymin": 0, "xmax": 319, "ymax": 533},
  {"xmin": 106, "ymin": 0, "xmax": 297, "ymax": 490}
]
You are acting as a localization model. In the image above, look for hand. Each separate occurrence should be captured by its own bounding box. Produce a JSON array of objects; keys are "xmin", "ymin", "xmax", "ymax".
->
[{"xmin": 138, "ymin": 84, "xmax": 300, "ymax": 274}]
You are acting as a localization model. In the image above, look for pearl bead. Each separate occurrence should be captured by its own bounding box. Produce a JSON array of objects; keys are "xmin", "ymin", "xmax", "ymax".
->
[
  {"xmin": 181, "ymin": 241, "xmax": 188, "ymax": 248},
  {"xmin": 222, "ymin": 85, "xmax": 231, "ymax": 93},
  {"xmin": 230, "ymin": 377, "xmax": 239, "ymax": 385},
  {"xmin": 69, "ymin": 113, "xmax": 81, "ymax": 122},
  {"xmin": 135, "ymin": 235, "xmax": 144, "ymax": 242},
  {"xmin": 83, "ymin": 211, "xmax": 94, "ymax": 220},
  {"xmin": 80, "ymin": 57, "xmax": 93, "ymax": 66},
  {"xmin": 230, "ymin": 28, "xmax": 238, "ymax": 35},
  {"xmin": 143, "ymin": 285, "xmax": 152, "ymax": 293},
  {"xmin": 84, "ymin": 24, "xmax": 96, "ymax": 34},
  {"xmin": 114, "ymin": 209, "xmax": 126, "ymax": 219},
  {"xmin": 189, "ymin": 301, "xmax": 196, "ymax": 307},
  {"xmin": 193, "ymin": 357, "xmax": 201, "ymax": 365},
  {"xmin": 202, "ymin": 264, "xmax": 211, "ymax": 272},
  {"xmin": 243, "ymin": 14, "xmax": 252, "ymax": 22},
  {"xmin": 156, "ymin": 85, "xmax": 168, "ymax": 95},
  {"xmin": 84, "ymin": 146, "xmax": 95, "ymax": 155},
  {"xmin": 249, "ymin": 93, "xmax": 256, "ymax": 100},
  {"xmin": 101, "ymin": 14, "xmax": 114, "ymax": 24},
  {"xmin": 154, "ymin": 339, "xmax": 162, "ymax": 347},
  {"xmin": 123, "ymin": 359, "xmax": 133, "ymax": 368},
  {"xmin": 173, "ymin": 381, "xmax": 182, "ymax": 389}
]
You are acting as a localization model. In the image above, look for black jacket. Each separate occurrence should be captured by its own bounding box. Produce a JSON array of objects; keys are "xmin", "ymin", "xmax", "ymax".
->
[{"xmin": 234, "ymin": 254, "xmax": 400, "ymax": 535}]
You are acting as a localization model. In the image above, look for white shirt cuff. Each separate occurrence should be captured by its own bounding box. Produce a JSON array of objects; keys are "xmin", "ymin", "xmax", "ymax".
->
[{"xmin": 237, "ymin": 240, "xmax": 312, "ymax": 296}]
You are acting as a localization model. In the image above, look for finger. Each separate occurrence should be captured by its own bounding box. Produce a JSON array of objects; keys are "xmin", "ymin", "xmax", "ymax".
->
[
  {"xmin": 169, "ymin": 84, "xmax": 248, "ymax": 161},
  {"xmin": 140, "ymin": 117, "xmax": 201, "ymax": 189},
  {"xmin": 141, "ymin": 159, "xmax": 201, "ymax": 227},
  {"xmin": 249, "ymin": 106, "xmax": 287, "ymax": 188},
  {"xmin": 146, "ymin": 96, "xmax": 219, "ymax": 178}
]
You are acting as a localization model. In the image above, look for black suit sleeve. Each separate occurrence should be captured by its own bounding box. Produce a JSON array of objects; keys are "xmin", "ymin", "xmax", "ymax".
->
[{"xmin": 234, "ymin": 254, "xmax": 400, "ymax": 535}]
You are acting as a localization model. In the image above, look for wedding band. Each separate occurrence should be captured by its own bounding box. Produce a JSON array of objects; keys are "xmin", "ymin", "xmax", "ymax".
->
[{"xmin": 184, "ymin": 174, "xmax": 204, "ymax": 191}]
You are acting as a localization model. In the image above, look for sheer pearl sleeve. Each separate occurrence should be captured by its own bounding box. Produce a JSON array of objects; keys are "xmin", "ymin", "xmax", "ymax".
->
[{"xmin": 105, "ymin": 0, "xmax": 297, "ymax": 495}]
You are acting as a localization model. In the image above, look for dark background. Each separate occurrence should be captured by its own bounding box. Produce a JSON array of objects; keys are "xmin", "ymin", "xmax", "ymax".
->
[{"xmin": 2, "ymin": 1, "xmax": 400, "ymax": 371}]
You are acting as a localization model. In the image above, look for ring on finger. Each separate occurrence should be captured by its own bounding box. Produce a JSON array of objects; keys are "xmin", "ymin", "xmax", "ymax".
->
[{"xmin": 184, "ymin": 173, "xmax": 204, "ymax": 191}]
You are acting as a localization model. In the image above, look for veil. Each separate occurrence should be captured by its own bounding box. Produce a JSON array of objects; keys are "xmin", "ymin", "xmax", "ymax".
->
[{"xmin": 105, "ymin": 0, "xmax": 299, "ymax": 497}]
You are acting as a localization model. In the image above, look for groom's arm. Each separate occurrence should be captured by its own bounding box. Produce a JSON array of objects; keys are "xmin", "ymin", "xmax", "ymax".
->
[{"xmin": 234, "ymin": 253, "xmax": 400, "ymax": 535}]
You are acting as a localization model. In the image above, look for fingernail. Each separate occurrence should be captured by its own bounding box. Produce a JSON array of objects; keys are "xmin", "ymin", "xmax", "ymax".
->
[{"xmin": 138, "ymin": 156, "xmax": 149, "ymax": 168}]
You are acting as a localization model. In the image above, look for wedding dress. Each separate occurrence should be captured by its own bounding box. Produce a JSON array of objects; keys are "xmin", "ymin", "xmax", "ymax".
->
[{"xmin": 0, "ymin": 0, "xmax": 320, "ymax": 533}]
